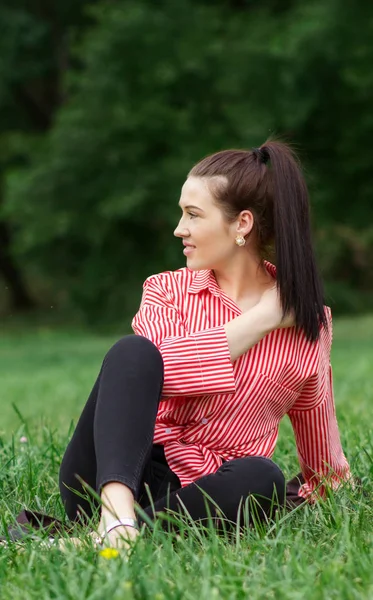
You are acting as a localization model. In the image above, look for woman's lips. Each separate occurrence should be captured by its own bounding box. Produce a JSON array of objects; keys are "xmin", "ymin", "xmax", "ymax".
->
[{"xmin": 183, "ymin": 245, "xmax": 195, "ymax": 255}]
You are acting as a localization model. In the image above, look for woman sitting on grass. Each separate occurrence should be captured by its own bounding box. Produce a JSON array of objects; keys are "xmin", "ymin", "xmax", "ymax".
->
[{"xmin": 59, "ymin": 140, "xmax": 351, "ymax": 551}]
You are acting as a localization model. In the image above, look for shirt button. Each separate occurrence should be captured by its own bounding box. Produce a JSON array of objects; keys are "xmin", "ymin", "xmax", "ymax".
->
[
  {"xmin": 201, "ymin": 418, "xmax": 208, "ymax": 425},
  {"xmin": 165, "ymin": 428, "xmax": 172, "ymax": 434}
]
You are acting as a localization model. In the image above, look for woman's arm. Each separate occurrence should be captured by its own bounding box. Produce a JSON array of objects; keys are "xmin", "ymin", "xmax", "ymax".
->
[
  {"xmin": 287, "ymin": 314, "xmax": 351, "ymax": 500},
  {"xmin": 225, "ymin": 284, "xmax": 293, "ymax": 361},
  {"xmin": 132, "ymin": 275, "xmax": 281, "ymax": 398}
]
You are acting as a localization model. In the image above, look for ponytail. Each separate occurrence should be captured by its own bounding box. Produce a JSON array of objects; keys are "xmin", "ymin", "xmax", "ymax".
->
[{"xmin": 259, "ymin": 141, "xmax": 328, "ymax": 342}]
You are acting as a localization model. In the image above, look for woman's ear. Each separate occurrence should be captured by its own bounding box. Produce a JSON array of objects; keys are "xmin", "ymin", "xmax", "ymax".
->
[{"xmin": 236, "ymin": 209, "xmax": 254, "ymax": 237}]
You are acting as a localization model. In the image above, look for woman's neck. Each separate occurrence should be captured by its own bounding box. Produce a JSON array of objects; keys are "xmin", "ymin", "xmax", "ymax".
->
[{"xmin": 213, "ymin": 255, "xmax": 275, "ymax": 307}]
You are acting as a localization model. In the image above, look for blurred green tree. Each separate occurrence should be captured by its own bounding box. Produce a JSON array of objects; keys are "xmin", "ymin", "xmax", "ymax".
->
[
  {"xmin": 0, "ymin": 0, "xmax": 97, "ymax": 310},
  {"xmin": 2, "ymin": 0, "xmax": 373, "ymax": 321}
]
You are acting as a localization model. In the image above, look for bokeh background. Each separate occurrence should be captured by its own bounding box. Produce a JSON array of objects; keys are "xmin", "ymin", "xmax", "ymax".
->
[
  {"xmin": 1, "ymin": 7, "xmax": 373, "ymax": 596},
  {"xmin": 0, "ymin": 0, "xmax": 373, "ymax": 328}
]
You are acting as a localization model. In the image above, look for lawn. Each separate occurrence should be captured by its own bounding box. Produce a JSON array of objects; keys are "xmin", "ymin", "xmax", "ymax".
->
[{"xmin": 0, "ymin": 316, "xmax": 372, "ymax": 600}]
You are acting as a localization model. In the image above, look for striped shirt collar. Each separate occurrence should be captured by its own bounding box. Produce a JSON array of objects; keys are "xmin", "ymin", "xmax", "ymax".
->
[{"xmin": 188, "ymin": 260, "xmax": 277, "ymax": 295}]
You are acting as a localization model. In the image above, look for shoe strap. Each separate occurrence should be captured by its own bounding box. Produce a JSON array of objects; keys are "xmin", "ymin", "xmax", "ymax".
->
[
  {"xmin": 105, "ymin": 518, "xmax": 139, "ymax": 534},
  {"xmin": 97, "ymin": 517, "xmax": 139, "ymax": 544}
]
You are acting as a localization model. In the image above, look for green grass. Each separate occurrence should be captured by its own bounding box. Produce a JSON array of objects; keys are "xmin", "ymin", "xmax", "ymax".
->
[{"xmin": 0, "ymin": 316, "xmax": 372, "ymax": 600}]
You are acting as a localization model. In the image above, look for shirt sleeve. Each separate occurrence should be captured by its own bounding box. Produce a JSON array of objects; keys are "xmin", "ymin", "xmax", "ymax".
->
[
  {"xmin": 287, "ymin": 314, "xmax": 351, "ymax": 501},
  {"xmin": 131, "ymin": 275, "xmax": 236, "ymax": 398}
]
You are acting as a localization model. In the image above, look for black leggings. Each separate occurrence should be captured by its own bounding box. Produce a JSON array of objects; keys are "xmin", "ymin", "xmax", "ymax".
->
[{"xmin": 59, "ymin": 335, "xmax": 286, "ymax": 531}]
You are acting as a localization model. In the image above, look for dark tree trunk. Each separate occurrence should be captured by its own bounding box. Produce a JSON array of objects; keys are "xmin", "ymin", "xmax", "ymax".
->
[
  {"xmin": 0, "ymin": 1, "xmax": 92, "ymax": 312},
  {"xmin": 0, "ymin": 221, "xmax": 35, "ymax": 310},
  {"xmin": 0, "ymin": 3, "xmax": 68, "ymax": 312}
]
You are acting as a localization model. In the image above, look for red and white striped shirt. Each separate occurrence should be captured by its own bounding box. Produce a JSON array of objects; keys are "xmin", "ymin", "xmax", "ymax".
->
[{"xmin": 132, "ymin": 261, "xmax": 350, "ymax": 500}]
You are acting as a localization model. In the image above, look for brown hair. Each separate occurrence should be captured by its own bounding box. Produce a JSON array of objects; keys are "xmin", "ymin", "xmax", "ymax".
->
[{"xmin": 188, "ymin": 140, "xmax": 328, "ymax": 342}]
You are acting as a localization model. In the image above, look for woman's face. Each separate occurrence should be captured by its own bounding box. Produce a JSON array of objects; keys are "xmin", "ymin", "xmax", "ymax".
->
[{"xmin": 173, "ymin": 176, "xmax": 253, "ymax": 271}]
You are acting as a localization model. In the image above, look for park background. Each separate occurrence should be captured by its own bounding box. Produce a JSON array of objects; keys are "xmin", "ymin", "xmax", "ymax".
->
[
  {"xmin": 1, "ymin": 0, "xmax": 373, "ymax": 324},
  {"xmin": 0, "ymin": 1, "xmax": 372, "ymax": 599}
]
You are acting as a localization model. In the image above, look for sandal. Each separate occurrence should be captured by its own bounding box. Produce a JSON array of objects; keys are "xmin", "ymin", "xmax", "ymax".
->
[{"xmin": 94, "ymin": 517, "xmax": 139, "ymax": 548}]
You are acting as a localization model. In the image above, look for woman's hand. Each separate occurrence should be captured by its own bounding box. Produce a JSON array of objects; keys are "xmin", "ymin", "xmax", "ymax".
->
[
  {"xmin": 257, "ymin": 285, "xmax": 296, "ymax": 330},
  {"xmin": 223, "ymin": 283, "xmax": 297, "ymax": 362}
]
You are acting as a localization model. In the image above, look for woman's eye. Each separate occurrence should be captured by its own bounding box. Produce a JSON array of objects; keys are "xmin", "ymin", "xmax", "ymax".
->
[{"xmin": 188, "ymin": 212, "xmax": 198, "ymax": 219}]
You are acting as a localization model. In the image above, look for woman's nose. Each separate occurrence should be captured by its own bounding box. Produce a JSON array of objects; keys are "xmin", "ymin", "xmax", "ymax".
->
[{"xmin": 174, "ymin": 219, "xmax": 188, "ymax": 238}]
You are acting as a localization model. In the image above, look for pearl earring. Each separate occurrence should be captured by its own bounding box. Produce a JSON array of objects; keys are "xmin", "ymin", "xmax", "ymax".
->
[{"xmin": 235, "ymin": 235, "xmax": 246, "ymax": 247}]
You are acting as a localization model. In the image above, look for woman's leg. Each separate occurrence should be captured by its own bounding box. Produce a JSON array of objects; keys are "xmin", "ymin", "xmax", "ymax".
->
[
  {"xmin": 59, "ymin": 335, "xmax": 164, "ymax": 528},
  {"xmin": 139, "ymin": 456, "xmax": 286, "ymax": 531}
]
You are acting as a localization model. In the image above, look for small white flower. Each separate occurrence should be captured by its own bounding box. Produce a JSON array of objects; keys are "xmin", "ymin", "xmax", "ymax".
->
[{"xmin": 20, "ymin": 436, "xmax": 28, "ymax": 443}]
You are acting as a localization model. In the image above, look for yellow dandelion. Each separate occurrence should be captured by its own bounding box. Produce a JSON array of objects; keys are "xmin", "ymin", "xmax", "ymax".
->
[
  {"xmin": 123, "ymin": 581, "xmax": 133, "ymax": 589},
  {"xmin": 99, "ymin": 547, "xmax": 119, "ymax": 559}
]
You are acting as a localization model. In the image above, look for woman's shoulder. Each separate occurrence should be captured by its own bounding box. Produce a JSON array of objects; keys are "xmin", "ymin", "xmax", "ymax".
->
[
  {"xmin": 320, "ymin": 304, "xmax": 333, "ymax": 352},
  {"xmin": 142, "ymin": 267, "xmax": 200, "ymax": 291}
]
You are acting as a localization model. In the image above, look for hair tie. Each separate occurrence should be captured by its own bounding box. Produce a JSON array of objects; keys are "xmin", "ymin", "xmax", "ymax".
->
[{"xmin": 252, "ymin": 147, "xmax": 269, "ymax": 165}]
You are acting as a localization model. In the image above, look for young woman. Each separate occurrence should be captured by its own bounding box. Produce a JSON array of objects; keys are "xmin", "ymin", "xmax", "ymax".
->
[{"xmin": 59, "ymin": 141, "xmax": 351, "ymax": 550}]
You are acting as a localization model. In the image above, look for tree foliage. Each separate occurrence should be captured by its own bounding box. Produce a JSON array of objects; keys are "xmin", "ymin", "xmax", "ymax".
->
[
  {"xmin": 0, "ymin": 0, "xmax": 97, "ymax": 310},
  {"xmin": 1, "ymin": 0, "xmax": 373, "ymax": 321}
]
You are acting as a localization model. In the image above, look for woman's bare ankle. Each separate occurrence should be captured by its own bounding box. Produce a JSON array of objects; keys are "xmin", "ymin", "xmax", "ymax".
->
[{"xmin": 99, "ymin": 481, "xmax": 137, "ymax": 532}]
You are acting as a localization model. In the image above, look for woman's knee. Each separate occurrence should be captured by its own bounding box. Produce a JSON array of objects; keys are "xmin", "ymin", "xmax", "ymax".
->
[
  {"xmin": 218, "ymin": 456, "xmax": 285, "ymax": 505},
  {"xmin": 104, "ymin": 335, "xmax": 163, "ymax": 372}
]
